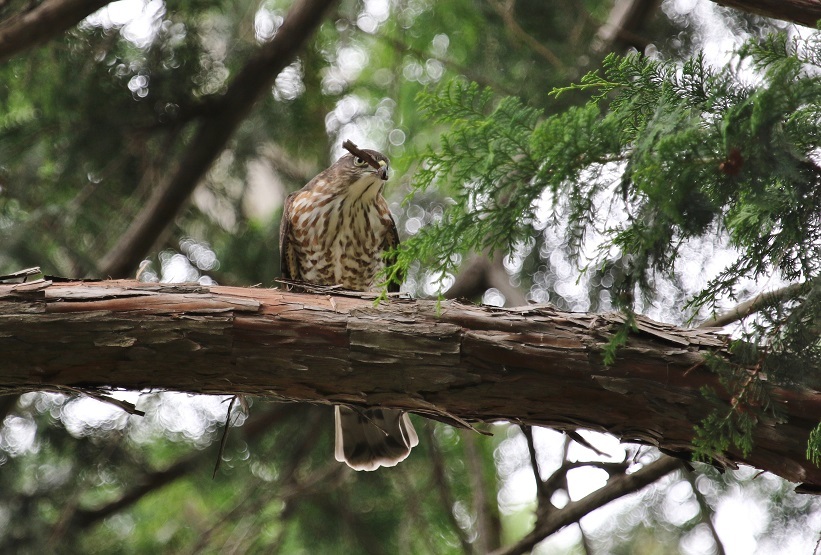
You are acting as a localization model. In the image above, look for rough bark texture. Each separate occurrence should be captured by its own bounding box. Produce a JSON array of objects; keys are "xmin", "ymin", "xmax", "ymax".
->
[
  {"xmin": 1, "ymin": 279, "xmax": 819, "ymax": 490},
  {"xmin": 714, "ymin": 0, "xmax": 821, "ymax": 27}
]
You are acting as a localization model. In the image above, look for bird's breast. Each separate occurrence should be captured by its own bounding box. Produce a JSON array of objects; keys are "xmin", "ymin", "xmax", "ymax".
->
[{"xmin": 290, "ymin": 190, "xmax": 392, "ymax": 290}]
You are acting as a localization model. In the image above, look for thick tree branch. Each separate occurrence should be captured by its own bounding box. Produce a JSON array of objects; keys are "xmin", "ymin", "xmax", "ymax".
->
[
  {"xmin": 0, "ymin": 0, "xmax": 111, "ymax": 61},
  {"xmin": 1, "ymin": 279, "xmax": 820, "ymax": 489},
  {"xmin": 712, "ymin": 0, "xmax": 821, "ymax": 27},
  {"xmin": 96, "ymin": 0, "xmax": 337, "ymax": 278}
]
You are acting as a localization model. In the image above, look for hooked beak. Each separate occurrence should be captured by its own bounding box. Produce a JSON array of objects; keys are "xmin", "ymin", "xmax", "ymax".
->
[{"xmin": 377, "ymin": 160, "xmax": 389, "ymax": 181}]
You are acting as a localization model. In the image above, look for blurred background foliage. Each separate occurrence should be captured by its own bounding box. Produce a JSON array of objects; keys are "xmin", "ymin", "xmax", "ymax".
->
[{"xmin": 0, "ymin": 0, "xmax": 820, "ymax": 553}]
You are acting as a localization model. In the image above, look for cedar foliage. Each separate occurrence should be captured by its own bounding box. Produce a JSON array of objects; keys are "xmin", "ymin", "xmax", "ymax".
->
[{"xmin": 397, "ymin": 31, "xmax": 821, "ymax": 463}]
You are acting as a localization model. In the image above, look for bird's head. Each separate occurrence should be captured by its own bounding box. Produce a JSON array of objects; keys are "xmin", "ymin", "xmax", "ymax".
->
[{"xmin": 319, "ymin": 149, "xmax": 389, "ymax": 198}]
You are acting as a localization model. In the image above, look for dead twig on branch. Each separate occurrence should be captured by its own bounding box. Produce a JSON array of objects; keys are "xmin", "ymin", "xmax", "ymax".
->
[{"xmin": 341, "ymin": 140, "xmax": 381, "ymax": 171}]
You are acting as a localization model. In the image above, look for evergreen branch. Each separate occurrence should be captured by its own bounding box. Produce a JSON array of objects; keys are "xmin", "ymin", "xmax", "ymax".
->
[
  {"xmin": 809, "ymin": 423, "xmax": 821, "ymax": 467},
  {"xmin": 407, "ymin": 32, "xmax": 821, "ymax": 466}
]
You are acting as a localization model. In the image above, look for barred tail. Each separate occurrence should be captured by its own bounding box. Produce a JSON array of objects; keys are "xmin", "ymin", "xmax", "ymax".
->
[{"xmin": 334, "ymin": 406, "xmax": 419, "ymax": 471}]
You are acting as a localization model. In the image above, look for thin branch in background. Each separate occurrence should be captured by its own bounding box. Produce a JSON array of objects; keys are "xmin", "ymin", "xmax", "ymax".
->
[
  {"xmin": 62, "ymin": 404, "xmax": 294, "ymax": 533},
  {"xmin": 520, "ymin": 425, "xmax": 551, "ymax": 511},
  {"xmin": 593, "ymin": 0, "xmax": 660, "ymax": 54},
  {"xmin": 544, "ymin": 461, "xmax": 630, "ymax": 494},
  {"xmin": 492, "ymin": 456, "xmax": 680, "ymax": 555},
  {"xmin": 188, "ymin": 461, "xmax": 344, "ymax": 555},
  {"xmin": 564, "ymin": 0, "xmax": 596, "ymax": 50},
  {"xmin": 697, "ymin": 281, "xmax": 809, "ymax": 329},
  {"xmin": 186, "ymin": 409, "xmax": 336, "ymax": 554},
  {"xmin": 97, "ymin": 0, "xmax": 338, "ymax": 278},
  {"xmin": 445, "ymin": 252, "xmax": 527, "ymax": 306},
  {"xmin": 328, "ymin": 487, "xmax": 386, "ymax": 555},
  {"xmin": 259, "ymin": 143, "xmax": 319, "ymax": 185},
  {"xmin": 557, "ymin": 436, "xmax": 594, "ymax": 555},
  {"xmin": 566, "ymin": 430, "xmax": 609, "ymax": 458},
  {"xmin": 371, "ymin": 29, "xmax": 518, "ymax": 96},
  {"xmin": 463, "ymin": 430, "xmax": 502, "ymax": 552},
  {"xmin": 277, "ymin": 408, "xmax": 325, "ymax": 480},
  {"xmin": 425, "ymin": 425, "xmax": 475, "ymax": 554},
  {"xmin": 78, "ymin": 125, "xmax": 185, "ymax": 277},
  {"xmin": 540, "ymin": 459, "xmax": 631, "ymax": 495},
  {"xmin": 0, "ymin": 0, "xmax": 113, "ymax": 62},
  {"xmin": 487, "ymin": 0, "xmax": 565, "ymax": 71},
  {"xmin": 69, "ymin": 443, "xmax": 201, "ymax": 531},
  {"xmin": 393, "ymin": 466, "xmax": 446, "ymax": 554},
  {"xmin": 213, "ymin": 395, "xmax": 239, "ymax": 478},
  {"xmin": 681, "ymin": 464, "xmax": 727, "ymax": 555},
  {"xmin": 241, "ymin": 459, "xmax": 347, "ymax": 555}
]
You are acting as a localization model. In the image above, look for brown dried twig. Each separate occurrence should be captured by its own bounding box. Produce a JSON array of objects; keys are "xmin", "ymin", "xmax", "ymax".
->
[
  {"xmin": 341, "ymin": 140, "xmax": 388, "ymax": 180},
  {"xmin": 213, "ymin": 395, "xmax": 239, "ymax": 478},
  {"xmin": 341, "ymin": 140, "xmax": 381, "ymax": 170},
  {"xmin": 55, "ymin": 385, "xmax": 145, "ymax": 416}
]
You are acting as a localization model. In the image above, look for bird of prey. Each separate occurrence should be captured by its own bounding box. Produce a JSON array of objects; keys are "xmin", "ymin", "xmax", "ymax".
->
[{"xmin": 279, "ymin": 147, "xmax": 418, "ymax": 471}]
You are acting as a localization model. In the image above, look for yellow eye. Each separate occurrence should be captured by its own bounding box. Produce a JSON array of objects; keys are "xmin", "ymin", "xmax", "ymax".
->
[{"xmin": 353, "ymin": 156, "xmax": 368, "ymax": 167}]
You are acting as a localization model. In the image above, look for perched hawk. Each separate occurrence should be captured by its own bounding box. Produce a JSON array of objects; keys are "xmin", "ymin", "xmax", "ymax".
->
[{"xmin": 279, "ymin": 148, "xmax": 418, "ymax": 471}]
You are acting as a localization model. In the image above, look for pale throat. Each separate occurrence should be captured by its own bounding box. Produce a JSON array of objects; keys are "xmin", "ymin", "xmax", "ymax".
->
[{"xmin": 343, "ymin": 173, "xmax": 384, "ymax": 204}]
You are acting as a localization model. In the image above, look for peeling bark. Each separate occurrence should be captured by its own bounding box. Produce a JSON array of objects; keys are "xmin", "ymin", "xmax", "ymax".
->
[{"xmin": 1, "ymin": 279, "xmax": 819, "ymax": 489}]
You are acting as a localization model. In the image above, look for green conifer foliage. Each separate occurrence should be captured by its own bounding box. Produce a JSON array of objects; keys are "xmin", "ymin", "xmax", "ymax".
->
[{"xmin": 398, "ymin": 31, "xmax": 821, "ymax": 463}]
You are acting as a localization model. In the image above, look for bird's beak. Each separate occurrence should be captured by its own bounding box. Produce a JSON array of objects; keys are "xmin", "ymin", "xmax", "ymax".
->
[{"xmin": 377, "ymin": 160, "xmax": 388, "ymax": 181}]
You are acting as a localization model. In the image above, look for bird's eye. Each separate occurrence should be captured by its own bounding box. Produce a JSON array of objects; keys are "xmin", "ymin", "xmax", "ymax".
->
[{"xmin": 353, "ymin": 156, "xmax": 368, "ymax": 167}]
